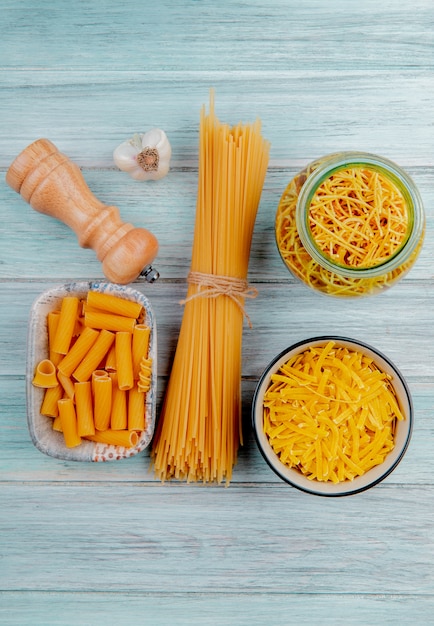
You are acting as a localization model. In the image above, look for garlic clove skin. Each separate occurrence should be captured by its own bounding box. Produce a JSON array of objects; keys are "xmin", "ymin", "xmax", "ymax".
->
[
  {"xmin": 113, "ymin": 141, "xmax": 139, "ymax": 170},
  {"xmin": 113, "ymin": 129, "xmax": 171, "ymax": 181},
  {"xmin": 128, "ymin": 165, "xmax": 153, "ymax": 181}
]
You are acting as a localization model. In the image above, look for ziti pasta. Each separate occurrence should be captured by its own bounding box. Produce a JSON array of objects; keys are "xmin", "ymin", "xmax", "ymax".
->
[
  {"xmin": 262, "ymin": 341, "xmax": 405, "ymax": 483},
  {"xmin": 32, "ymin": 289, "xmax": 154, "ymax": 451},
  {"xmin": 275, "ymin": 152, "xmax": 425, "ymax": 297}
]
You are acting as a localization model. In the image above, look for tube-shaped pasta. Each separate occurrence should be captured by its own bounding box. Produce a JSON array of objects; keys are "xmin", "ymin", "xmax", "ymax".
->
[
  {"xmin": 73, "ymin": 311, "xmax": 85, "ymax": 337},
  {"xmin": 115, "ymin": 332, "xmax": 134, "ymax": 391},
  {"xmin": 93, "ymin": 375, "xmax": 112, "ymax": 431},
  {"xmin": 58, "ymin": 398, "xmax": 81, "ymax": 448},
  {"xmin": 75, "ymin": 381, "xmax": 95, "ymax": 437},
  {"xmin": 32, "ymin": 359, "xmax": 58, "ymax": 388},
  {"xmin": 92, "ymin": 369, "xmax": 109, "ymax": 394},
  {"xmin": 36, "ymin": 290, "xmax": 153, "ymax": 454},
  {"xmin": 52, "ymin": 296, "xmax": 79, "ymax": 355},
  {"xmin": 132, "ymin": 324, "xmax": 151, "ymax": 379},
  {"xmin": 84, "ymin": 311, "xmax": 136, "ymax": 333},
  {"xmin": 57, "ymin": 327, "xmax": 99, "ymax": 377},
  {"xmin": 57, "ymin": 371, "xmax": 75, "ymax": 399},
  {"xmin": 128, "ymin": 385, "xmax": 145, "ymax": 432},
  {"xmin": 110, "ymin": 374, "xmax": 127, "ymax": 430},
  {"xmin": 87, "ymin": 291, "xmax": 143, "ymax": 319},
  {"xmin": 104, "ymin": 343, "xmax": 117, "ymax": 372},
  {"xmin": 40, "ymin": 384, "xmax": 63, "ymax": 417},
  {"xmin": 72, "ymin": 330, "xmax": 114, "ymax": 382},
  {"xmin": 85, "ymin": 429, "xmax": 139, "ymax": 448},
  {"xmin": 52, "ymin": 415, "xmax": 63, "ymax": 432},
  {"xmin": 47, "ymin": 311, "xmax": 62, "ymax": 366}
]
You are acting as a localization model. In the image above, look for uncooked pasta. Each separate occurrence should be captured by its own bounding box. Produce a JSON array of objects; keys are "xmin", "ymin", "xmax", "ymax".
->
[
  {"xmin": 32, "ymin": 289, "xmax": 153, "ymax": 450},
  {"xmin": 263, "ymin": 341, "xmax": 403, "ymax": 483},
  {"xmin": 151, "ymin": 92, "xmax": 270, "ymax": 484},
  {"xmin": 275, "ymin": 158, "xmax": 424, "ymax": 297},
  {"xmin": 308, "ymin": 167, "xmax": 408, "ymax": 268}
]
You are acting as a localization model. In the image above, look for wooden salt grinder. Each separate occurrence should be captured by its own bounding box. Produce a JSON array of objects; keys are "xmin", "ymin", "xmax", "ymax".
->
[{"xmin": 6, "ymin": 138, "xmax": 159, "ymax": 284}]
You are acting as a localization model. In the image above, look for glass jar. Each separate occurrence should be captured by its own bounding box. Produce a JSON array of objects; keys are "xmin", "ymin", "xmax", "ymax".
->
[{"xmin": 275, "ymin": 152, "xmax": 425, "ymax": 297}]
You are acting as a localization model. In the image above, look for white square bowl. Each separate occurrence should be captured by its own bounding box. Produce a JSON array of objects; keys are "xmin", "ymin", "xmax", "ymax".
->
[{"xmin": 27, "ymin": 281, "xmax": 157, "ymax": 462}]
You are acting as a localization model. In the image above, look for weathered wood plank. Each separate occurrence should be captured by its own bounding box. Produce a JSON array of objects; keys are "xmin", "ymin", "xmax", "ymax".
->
[
  {"xmin": 1, "ymin": 591, "xmax": 434, "ymax": 626},
  {"xmin": 1, "ymin": 483, "xmax": 434, "ymax": 595},
  {"xmin": 2, "ymin": 0, "xmax": 433, "ymax": 73},
  {"xmin": 1, "ymin": 72, "xmax": 434, "ymax": 165}
]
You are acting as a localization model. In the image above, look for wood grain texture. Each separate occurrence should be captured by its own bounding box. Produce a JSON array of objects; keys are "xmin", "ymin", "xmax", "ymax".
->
[
  {"xmin": 1, "ymin": 0, "xmax": 434, "ymax": 623},
  {"xmin": 2, "ymin": 483, "xmax": 434, "ymax": 594},
  {"xmin": 2, "ymin": 593, "xmax": 434, "ymax": 626},
  {"xmin": 2, "ymin": 0, "xmax": 433, "ymax": 72},
  {"xmin": 1, "ymin": 72, "xmax": 434, "ymax": 165}
]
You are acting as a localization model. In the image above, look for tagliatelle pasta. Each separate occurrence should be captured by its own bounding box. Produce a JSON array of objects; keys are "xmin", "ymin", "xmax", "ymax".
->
[{"xmin": 263, "ymin": 341, "xmax": 404, "ymax": 483}]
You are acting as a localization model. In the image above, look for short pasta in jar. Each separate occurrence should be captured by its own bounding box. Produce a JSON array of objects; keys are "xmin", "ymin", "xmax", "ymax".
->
[{"xmin": 275, "ymin": 152, "xmax": 425, "ymax": 297}]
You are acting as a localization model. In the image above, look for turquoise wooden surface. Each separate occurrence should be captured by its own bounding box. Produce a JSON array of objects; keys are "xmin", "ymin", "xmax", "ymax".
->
[{"xmin": 1, "ymin": 1, "xmax": 434, "ymax": 624}]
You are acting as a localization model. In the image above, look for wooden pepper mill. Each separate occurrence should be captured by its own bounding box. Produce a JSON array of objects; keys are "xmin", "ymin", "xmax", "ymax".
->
[{"xmin": 6, "ymin": 138, "xmax": 160, "ymax": 284}]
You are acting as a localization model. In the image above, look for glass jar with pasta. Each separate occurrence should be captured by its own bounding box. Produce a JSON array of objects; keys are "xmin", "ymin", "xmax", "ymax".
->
[{"xmin": 275, "ymin": 152, "xmax": 425, "ymax": 297}]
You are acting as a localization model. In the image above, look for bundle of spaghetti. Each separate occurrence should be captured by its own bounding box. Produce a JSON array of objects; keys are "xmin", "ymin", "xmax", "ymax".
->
[{"xmin": 151, "ymin": 92, "xmax": 270, "ymax": 484}]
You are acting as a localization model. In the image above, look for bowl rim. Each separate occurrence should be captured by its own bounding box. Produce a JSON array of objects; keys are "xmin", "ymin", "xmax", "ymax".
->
[{"xmin": 251, "ymin": 335, "xmax": 413, "ymax": 497}]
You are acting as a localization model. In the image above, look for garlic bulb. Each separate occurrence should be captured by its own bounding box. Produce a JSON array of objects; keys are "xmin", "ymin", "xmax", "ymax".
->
[{"xmin": 113, "ymin": 129, "xmax": 172, "ymax": 181}]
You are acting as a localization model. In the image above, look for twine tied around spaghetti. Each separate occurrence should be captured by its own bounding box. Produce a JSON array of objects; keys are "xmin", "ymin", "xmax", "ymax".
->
[{"xmin": 180, "ymin": 271, "xmax": 258, "ymax": 328}]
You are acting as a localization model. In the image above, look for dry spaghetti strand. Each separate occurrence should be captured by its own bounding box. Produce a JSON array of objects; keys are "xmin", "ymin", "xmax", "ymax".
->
[{"xmin": 151, "ymin": 91, "xmax": 270, "ymax": 484}]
